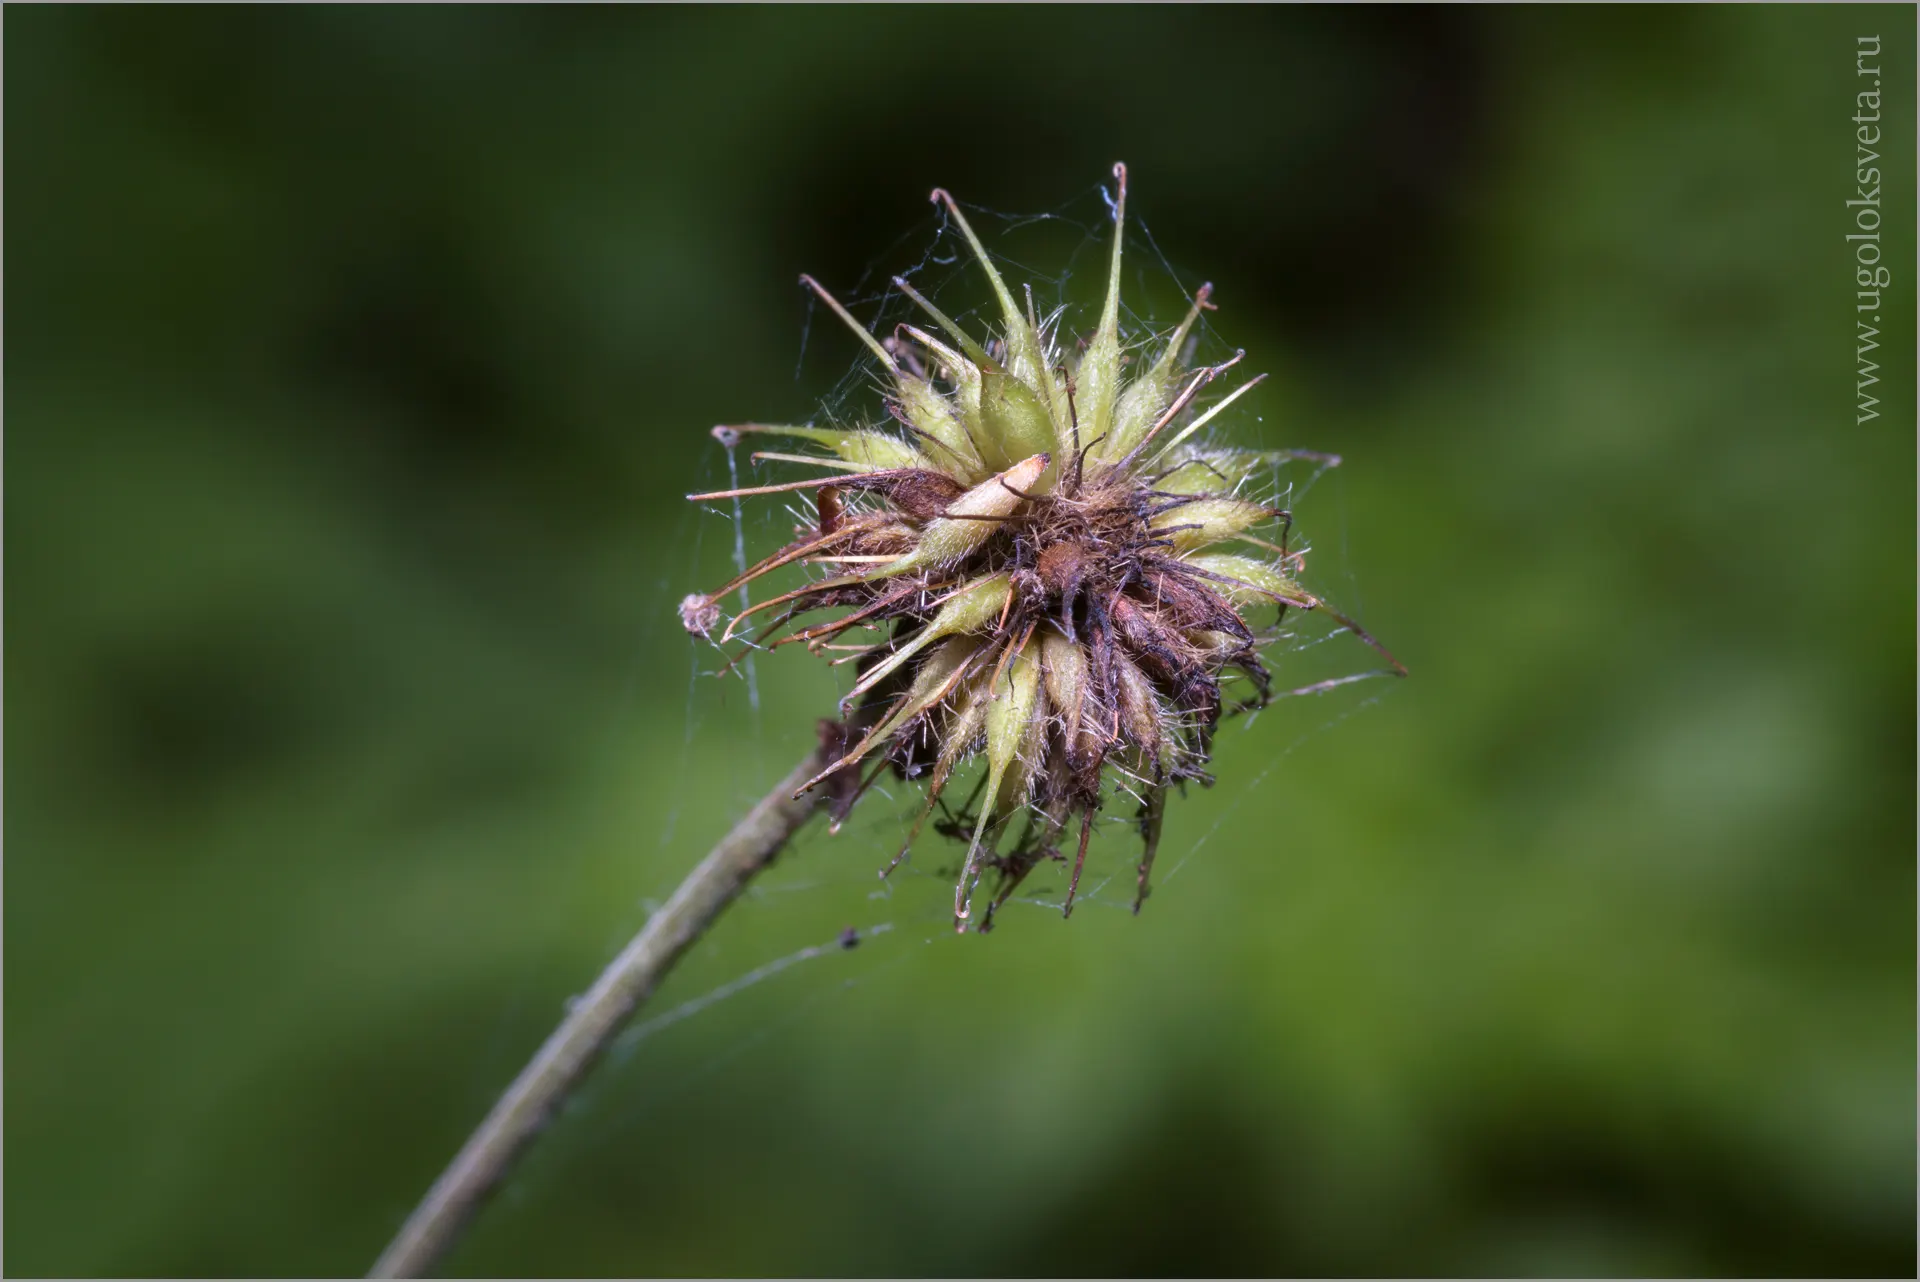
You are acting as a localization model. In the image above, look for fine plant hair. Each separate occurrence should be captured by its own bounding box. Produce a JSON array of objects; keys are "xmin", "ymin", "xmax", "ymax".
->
[{"xmin": 371, "ymin": 164, "xmax": 1400, "ymax": 1278}]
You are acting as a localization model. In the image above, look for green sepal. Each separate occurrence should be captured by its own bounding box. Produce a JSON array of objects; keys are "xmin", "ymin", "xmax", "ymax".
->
[{"xmin": 980, "ymin": 371, "xmax": 1057, "ymax": 479}]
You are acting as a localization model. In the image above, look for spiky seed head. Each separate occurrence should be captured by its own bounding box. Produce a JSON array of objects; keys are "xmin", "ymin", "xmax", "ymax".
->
[{"xmin": 683, "ymin": 165, "xmax": 1402, "ymax": 931}]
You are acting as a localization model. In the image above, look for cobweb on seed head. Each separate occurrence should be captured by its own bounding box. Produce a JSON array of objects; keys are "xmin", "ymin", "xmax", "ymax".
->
[{"xmin": 472, "ymin": 178, "xmax": 1403, "ymax": 1214}]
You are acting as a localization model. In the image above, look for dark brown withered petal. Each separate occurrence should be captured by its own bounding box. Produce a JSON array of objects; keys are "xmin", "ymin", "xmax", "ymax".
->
[{"xmin": 1135, "ymin": 563, "xmax": 1252, "ymax": 640}]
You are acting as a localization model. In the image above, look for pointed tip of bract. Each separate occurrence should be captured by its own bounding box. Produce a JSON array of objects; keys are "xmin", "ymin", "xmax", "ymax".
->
[
  {"xmin": 1072, "ymin": 163, "xmax": 1132, "ymax": 453},
  {"xmin": 892, "ymin": 274, "xmax": 997, "ymax": 372},
  {"xmin": 1102, "ymin": 165, "xmax": 1128, "ymax": 317},
  {"xmin": 930, "ymin": 184, "xmax": 1051, "ymax": 398},
  {"xmin": 801, "ymin": 273, "xmax": 897, "ymax": 372}
]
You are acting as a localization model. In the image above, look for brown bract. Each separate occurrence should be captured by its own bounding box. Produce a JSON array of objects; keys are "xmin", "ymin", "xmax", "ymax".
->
[{"xmin": 681, "ymin": 165, "xmax": 1403, "ymax": 932}]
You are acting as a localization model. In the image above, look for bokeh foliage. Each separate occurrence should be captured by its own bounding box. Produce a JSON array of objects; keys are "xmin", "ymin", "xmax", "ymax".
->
[{"xmin": 7, "ymin": 6, "xmax": 1913, "ymax": 1277}]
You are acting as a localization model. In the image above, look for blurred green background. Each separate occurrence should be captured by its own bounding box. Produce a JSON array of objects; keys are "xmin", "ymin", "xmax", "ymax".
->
[{"xmin": 8, "ymin": 6, "xmax": 1915, "ymax": 1278}]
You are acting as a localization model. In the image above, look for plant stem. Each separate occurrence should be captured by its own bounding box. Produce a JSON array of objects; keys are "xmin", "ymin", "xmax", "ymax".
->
[{"xmin": 369, "ymin": 743, "xmax": 834, "ymax": 1279}]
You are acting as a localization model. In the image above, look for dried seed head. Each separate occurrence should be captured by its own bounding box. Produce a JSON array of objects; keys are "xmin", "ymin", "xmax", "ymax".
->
[{"xmin": 684, "ymin": 165, "xmax": 1403, "ymax": 931}]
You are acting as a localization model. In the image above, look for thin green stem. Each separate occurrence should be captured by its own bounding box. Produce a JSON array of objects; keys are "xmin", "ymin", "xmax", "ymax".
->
[{"xmin": 369, "ymin": 744, "xmax": 834, "ymax": 1278}]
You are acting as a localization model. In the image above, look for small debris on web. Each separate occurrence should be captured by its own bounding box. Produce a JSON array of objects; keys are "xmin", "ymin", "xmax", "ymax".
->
[{"xmin": 679, "ymin": 593, "xmax": 721, "ymax": 637}]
